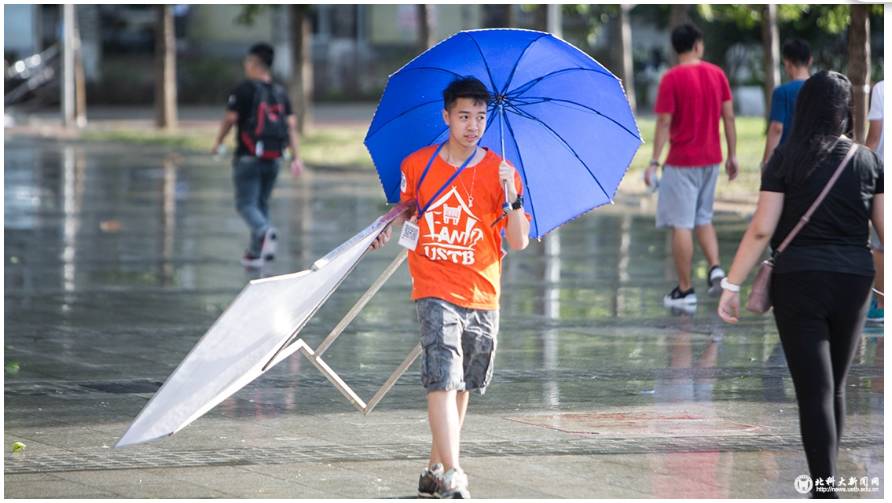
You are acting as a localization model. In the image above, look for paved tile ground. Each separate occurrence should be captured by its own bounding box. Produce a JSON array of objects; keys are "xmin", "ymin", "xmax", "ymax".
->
[{"xmin": 4, "ymin": 139, "xmax": 883, "ymax": 498}]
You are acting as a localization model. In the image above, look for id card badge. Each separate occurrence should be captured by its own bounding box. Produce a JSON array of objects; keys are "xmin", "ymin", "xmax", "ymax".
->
[{"xmin": 398, "ymin": 221, "xmax": 420, "ymax": 250}]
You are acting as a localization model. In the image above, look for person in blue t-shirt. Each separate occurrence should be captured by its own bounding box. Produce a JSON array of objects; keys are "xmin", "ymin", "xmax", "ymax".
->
[{"xmin": 761, "ymin": 39, "xmax": 812, "ymax": 169}]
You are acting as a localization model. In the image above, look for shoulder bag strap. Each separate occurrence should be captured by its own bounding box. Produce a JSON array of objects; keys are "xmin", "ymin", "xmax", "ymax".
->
[{"xmin": 776, "ymin": 142, "xmax": 859, "ymax": 254}]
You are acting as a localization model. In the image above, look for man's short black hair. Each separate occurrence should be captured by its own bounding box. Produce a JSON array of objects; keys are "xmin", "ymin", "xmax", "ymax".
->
[
  {"xmin": 671, "ymin": 23, "xmax": 703, "ymax": 55},
  {"xmin": 248, "ymin": 43, "xmax": 274, "ymax": 68},
  {"xmin": 443, "ymin": 77, "xmax": 491, "ymax": 110},
  {"xmin": 782, "ymin": 39, "xmax": 811, "ymax": 67}
]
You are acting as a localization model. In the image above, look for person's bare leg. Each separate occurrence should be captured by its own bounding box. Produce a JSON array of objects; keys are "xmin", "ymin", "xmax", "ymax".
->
[
  {"xmin": 429, "ymin": 438, "xmax": 440, "ymax": 469},
  {"xmin": 427, "ymin": 390, "xmax": 460, "ymax": 471},
  {"xmin": 695, "ymin": 223, "xmax": 721, "ymax": 268},
  {"xmin": 456, "ymin": 391, "xmax": 470, "ymax": 426},
  {"xmin": 873, "ymin": 250, "xmax": 884, "ymax": 309},
  {"xmin": 429, "ymin": 391, "xmax": 470, "ymax": 468},
  {"xmin": 672, "ymin": 227, "xmax": 694, "ymax": 291}
]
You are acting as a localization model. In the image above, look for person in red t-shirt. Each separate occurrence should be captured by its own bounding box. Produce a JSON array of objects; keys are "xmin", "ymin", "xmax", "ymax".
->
[
  {"xmin": 644, "ymin": 23, "xmax": 739, "ymax": 309},
  {"xmin": 369, "ymin": 77, "xmax": 531, "ymax": 498}
]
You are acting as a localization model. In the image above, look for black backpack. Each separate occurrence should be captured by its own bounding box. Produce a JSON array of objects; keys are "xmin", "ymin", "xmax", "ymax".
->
[{"xmin": 241, "ymin": 81, "xmax": 290, "ymax": 159}]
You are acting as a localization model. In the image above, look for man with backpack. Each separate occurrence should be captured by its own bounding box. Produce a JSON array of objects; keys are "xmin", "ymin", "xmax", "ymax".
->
[{"xmin": 212, "ymin": 42, "xmax": 304, "ymax": 268}]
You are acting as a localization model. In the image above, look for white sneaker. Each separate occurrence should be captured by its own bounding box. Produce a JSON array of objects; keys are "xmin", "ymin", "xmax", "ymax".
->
[
  {"xmin": 417, "ymin": 463, "xmax": 444, "ymax": 498},
  {"xmin": 436, "ymin": 467, "xmax": 470, "ymax": 499},
  {"xmin": 260, "ymin": 227, "xmax": 278, "ymax": 261},
  {"xmin": 707, "ymin": 266, "xmax": 726, "ymax": 297},
  {"xmin": 663, "ymin": 286, "xmax": 697, "ymax": 307}
]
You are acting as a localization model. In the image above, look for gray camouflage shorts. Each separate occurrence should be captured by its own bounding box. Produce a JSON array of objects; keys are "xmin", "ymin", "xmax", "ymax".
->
[{"xmin": 415, "ymin": 297, "xmax": 499, "ymax": 394}]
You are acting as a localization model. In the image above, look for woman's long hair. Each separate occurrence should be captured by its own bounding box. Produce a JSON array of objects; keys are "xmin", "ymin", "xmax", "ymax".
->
[{"xmin": 769, "ymin": 70, "xmax": 855, "ymax": 187}]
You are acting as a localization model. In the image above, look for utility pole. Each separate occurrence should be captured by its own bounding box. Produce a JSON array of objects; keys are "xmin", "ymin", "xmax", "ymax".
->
[
  {"xmin": 62, "ymin": 4, "xmax": 76, "ymax": 127},
  {"xmin": 546, "ymin": 4, "xmax": 562, "ymax": 37},
  {"xmin": 544, "ymin": 4, "xmax": 562, "ymax": 298}
]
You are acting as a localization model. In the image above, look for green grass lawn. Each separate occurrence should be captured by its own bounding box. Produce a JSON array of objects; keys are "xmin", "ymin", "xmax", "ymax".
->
[
  {"xmin": 81, "ymin": 115, "xmax": 769, "ymax": 200},
  {"xmin": 81, "ymin": 126, "xmax": 375, "ymax": 171}
]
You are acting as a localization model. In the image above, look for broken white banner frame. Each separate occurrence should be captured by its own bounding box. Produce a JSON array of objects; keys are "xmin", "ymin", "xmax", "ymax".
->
[
  {"xmin": 267, "ymin": 251, "xmax": 423, "ymax": 415},
  {"xmin": 116, "ymin": 202, "xmax": 419, "ymax": 447}
]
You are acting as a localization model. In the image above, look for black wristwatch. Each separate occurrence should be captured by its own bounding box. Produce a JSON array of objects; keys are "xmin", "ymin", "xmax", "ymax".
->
[{"xmin": 511, "ymin": 195, "xmax": 524, "ymax": 210}]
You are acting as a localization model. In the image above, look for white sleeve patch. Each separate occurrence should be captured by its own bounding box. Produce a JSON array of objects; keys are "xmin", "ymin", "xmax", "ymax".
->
[{"xmin": 400, "ymin": 172, "xmax": 407, "ymax": 193}]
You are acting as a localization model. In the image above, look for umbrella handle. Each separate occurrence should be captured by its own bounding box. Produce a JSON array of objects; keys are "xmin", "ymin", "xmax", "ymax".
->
[
  {"xmin": 499, "ymin": 103, "xmax": 506, "ymax": 159},
  {"xmin": 498, "ymin": 104, "xmax": 510, "ymax": 212}
]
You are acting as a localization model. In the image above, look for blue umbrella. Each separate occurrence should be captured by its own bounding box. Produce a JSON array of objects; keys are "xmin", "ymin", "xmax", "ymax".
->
[{"xmin": 364, "ymin": 28, "xmax": 642, "ymax": 239}]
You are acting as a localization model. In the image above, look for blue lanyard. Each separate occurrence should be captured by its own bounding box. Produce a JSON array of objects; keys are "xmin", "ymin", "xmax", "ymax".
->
[{"xmin": 416, "ymin": 142, "xmax": 478, "ymax": 217}]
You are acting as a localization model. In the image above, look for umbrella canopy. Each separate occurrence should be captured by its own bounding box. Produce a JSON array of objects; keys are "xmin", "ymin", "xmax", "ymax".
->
[{"xmin": 364, "ymin": 28, "xmax": 642, "ymax": 238}]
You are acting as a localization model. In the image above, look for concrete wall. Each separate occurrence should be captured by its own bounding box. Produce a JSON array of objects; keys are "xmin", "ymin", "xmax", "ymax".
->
[
  {"xmin": 187, "ymin": 5, "xmax": 273, "ymax": 45},
  {"xmin": 368, "ymin": 5, "xmax": 480, "ymax": 46}
]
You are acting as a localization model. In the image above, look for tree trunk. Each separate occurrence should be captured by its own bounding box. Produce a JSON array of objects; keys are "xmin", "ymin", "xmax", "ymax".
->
[
  {"xmin": 533, "ymin": 5, "xmax": 548, "ymax": 31},
  {"xmin": 154, "ymin": 5, "xmax": 177, "ymax": 129},
  {"xmin": 72, "ymin": 6, "xmax": 86, "ymax": 126},
  {"xmin": 668, "ymin": 5, "xmax": 691, "ymax": 65},
  {"xmin": 505, "ymin": 5, "xmax": 516, "ymax": 28},
  {"xmin": 483, "ymin": 5, "xmax": 514, "ymax": 28},
  {"xmin": 483, "ymin": 4, "xmax": 514, "ymax": 28},
  {"xmin": 848, "ymin": 5, "xmax": 870, "ymax": 144},
  {"xmin": 74, "ymin": 40, "xmax": 87, "ymax": 127},
  {"xmin": 761, "ymin": 4, "xmax": 780, "ymax": 126},
  {"xmin": 290, "ymin": 5, "xmax": 313, "ymax": 135},
  {"xmin": 617, "ymin": 5, "xmax": 636, "ymax": 114},
  {"xmin": 417, "ymin": 5, "xmax": 433, "ymax": 52},
  {"xmin": 669, "ymin": 5, "xmax": 691, "ymax": 30}
]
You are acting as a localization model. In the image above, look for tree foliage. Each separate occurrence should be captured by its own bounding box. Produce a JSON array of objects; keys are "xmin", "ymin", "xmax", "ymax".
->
[{"xmin": 235, "ymin": 5, "xmax": 267, "ymax": 26}]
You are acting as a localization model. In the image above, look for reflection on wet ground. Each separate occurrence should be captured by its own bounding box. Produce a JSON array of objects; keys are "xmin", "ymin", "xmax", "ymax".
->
[{"xmin": 4, "ymin": 139, "xmax": 883, "ymax": 498}]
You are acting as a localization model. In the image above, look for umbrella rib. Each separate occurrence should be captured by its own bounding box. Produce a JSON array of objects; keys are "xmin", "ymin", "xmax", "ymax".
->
[
  {"xmin": 365, "ymin": 99, "xmax": 443, "ymax": 140},
  {"xmin": 463, "ymin": 32, "xmax": 498, "ymax": 92},
  {"xmin": 501, "ymin": 112, "xmax": 540, "ymax": 238},
  {"xmin": 400, "ymin": 66, "xmax": 465, "ymax": 79},
  {"xmin": 513, "ymin": 96, "xmax": 642, "ymax": 142},
  {"xmin": 507, "ymin": 67, "xmax": 614, "ymax": 98},
  {"xmin": 505, "ymin": 102, "xmax": 611, "ymax": 203},
  {"xmin": 500, "ymin": 33, "xmax": 549, "ymax": 95}
]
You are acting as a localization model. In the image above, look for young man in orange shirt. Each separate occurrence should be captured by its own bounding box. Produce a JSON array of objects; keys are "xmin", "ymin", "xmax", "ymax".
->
[{"xmin": 372, "ymin": 77, "xmax": 530, "ymax": 498}]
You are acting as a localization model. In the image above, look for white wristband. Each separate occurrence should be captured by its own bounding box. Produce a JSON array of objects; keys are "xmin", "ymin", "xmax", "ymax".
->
[{"xmin": 720, "ymin": 277, "xmax": 741, "ymax": 293}]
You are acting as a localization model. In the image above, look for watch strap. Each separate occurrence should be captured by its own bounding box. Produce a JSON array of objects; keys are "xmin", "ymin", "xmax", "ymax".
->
[{"xmin": 511, "ymin": 195, "xmax": 524, "ymax": 210}]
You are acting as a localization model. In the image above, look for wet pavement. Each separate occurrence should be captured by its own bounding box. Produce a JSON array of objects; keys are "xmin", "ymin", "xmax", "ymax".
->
[{"xmin": 4, "ymin": 138, "xmax": 884, "ymax": 498}]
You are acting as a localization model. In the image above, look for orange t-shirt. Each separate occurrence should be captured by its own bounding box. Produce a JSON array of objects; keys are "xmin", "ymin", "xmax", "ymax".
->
[{"xmin": 399, "ymin": 145, "xmax": 526, "ymax": 310}]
